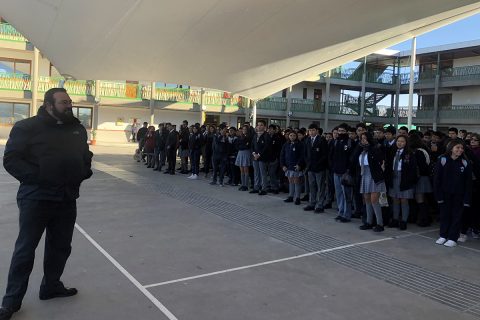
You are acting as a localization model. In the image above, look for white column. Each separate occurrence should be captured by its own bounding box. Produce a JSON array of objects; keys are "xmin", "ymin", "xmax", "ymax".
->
[
  {"xmin": 93, "ymin": 80, "xmax": 100, "ymax": 131},
  {"xmin": 359, "ymin": 57, "xmax": 367, "ymax": 122},
  {"xmin": 200, "ymin": 88, "xmax": 206, "ymax": 125},
  {"xmin": 252, "ymin": 99, "xmax": 257, "ymax": 126},
  {"xmin": 31, "ymin": 47, "xmax": 39, "ymax": 116},
  {"xmin": 149, "ymin": 81, "xmax": 155, "ymax": 125},
  {"xmin": 286, "ymin": 87, "xmax": 292, "ymax": 128},
  {"xmin": 323, "ymin": 70, "xmax": 331, "ymax": 130},
  {"xmin": 407, "ymin": 37, "xmax": 417, "ymax": 129}
]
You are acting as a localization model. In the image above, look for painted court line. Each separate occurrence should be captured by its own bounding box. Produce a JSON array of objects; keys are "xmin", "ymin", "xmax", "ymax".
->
[
  {"xmin": 143, "ymin": 237, "xmax": 394, "ymax": 289},
  {"xmin": 75, "ymin": 223, "xmax": 178, "ymax": 320}
]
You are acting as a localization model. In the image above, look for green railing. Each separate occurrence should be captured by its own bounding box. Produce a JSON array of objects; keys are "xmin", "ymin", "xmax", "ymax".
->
[
  {"xmin": 441, "ymin": 65, "xmax": 480, "ymax": 82},
  {"xmin": 257, "ymin": 97, "xmax": 287, "ymax": 111},
  {"xmin": 291, "ymin": 98, "xmax": 324, "ymax": 113},
  {"xmin": 0, "ymin": 23, "xmax": 28, "ymax": 42},
  {"xmin": 0, "ymin": 72, "xmax": 31, "ymax": 90}
]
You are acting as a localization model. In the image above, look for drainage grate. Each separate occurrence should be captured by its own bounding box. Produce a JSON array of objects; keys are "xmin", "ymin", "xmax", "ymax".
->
[{"xmin": 94, "ymin": 163, "xmax": 480, "ymax": 316}]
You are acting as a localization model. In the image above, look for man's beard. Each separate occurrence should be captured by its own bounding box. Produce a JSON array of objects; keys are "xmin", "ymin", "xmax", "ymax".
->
[{"xmin": 52, "ymin": 107, "xmax": 76, "ymax": 123}]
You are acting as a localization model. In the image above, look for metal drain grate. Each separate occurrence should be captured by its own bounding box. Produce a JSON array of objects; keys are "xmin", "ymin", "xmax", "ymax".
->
[{"xmin": 95, "ymin": 163, "xmax": 480, "ymax": 316}]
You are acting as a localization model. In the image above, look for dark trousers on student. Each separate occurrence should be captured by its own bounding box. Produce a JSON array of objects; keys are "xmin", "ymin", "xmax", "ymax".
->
[
  {"xmin": 439, "ymin": 193, "xmax": 464, "ymax": 242},
  {"xmin": 190, "ymin": 149, "xmax": 201, "ymax": 175},
  {"xmin": 212, "ymin": 156, "xmax": 227, "ymax": 183},
  {"xmin": 2, "ymin": 199, "xmax": 77, "ymax": 309},
  {"xmin": 167, "ymin": 147, "xmax": 177, "ymax": 173}
]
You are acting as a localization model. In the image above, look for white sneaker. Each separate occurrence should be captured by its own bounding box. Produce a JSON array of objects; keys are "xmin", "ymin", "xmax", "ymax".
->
[
  {"xmin": 435, "ymin": 237, "xmax": 447, "ymax": 245},
  {"xmin": 458, "ymin": 234, "xmax": 468, "ymax": 243},
  {"xmin": 187, "ymin": 174, "xmax": 194, "ymax": 179},
  {"xmin": 191, "ymin": 174, "xmax": 198, "ymax": 180},
  {"xmin": 444, "ymin": 240, "xmax": 457, "ymax": 247}
]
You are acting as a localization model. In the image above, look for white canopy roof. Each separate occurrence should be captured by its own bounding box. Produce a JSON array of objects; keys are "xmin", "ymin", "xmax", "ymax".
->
[{"xmin": 1, "ymin": 0, "xmax": 480, "ymax": 99}]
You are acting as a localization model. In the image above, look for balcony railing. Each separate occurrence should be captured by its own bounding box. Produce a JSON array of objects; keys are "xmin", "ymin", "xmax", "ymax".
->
[
  {"xmin": 0, "ymin": 23, "xmax": 28, "ymax": 42},
  {"xmin": 257, "ymin": 97, "xmax": 287, "ymax": 111}
]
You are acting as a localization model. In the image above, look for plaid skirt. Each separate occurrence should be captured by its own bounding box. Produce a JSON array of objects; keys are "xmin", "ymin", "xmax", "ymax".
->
[
  {"xmin": 360, "ymin": 166, "xmax": 386, "ymax": 194},
  {"xmin": 415, "ymin": 176, "xmax": 433, "ymax": 193},
  {"xmin": 285, "ymin": 170, "xmax": 304, "ymax": 178},
  {"xmin": 389, "ymin": 173, "xmax": 414, "ymax": 199}
]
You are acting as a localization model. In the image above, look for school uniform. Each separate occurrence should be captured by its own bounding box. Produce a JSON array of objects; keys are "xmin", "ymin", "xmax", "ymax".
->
[
  {"xmin": 188, "ymin": 132, "xmax": 203, "ymax": 175},
  {"xmin": 387, "ymin": 148, "xmax": 417, "ymax": 199},
  {"xmin": 304, "ymin": 135, "xmax": 329, "ymax": 211},
  {"xmin": 226, "ymin": 135, "xmax": 239, "ymax": 185},
  {"xmin": 251, "ymin": 132, "xmax": 271, "ymax": 192},
  {"xmin": 165, "ymin": 129, "xmax": 178, "ymax": 174},
  {"xmin": 280, "ymin": 141, "xmax": 305, "ymax": 200},
  {"xmin": 434, "ymin": 156, "xmax": 472, "ymax": 242},
  {"xmin": 267, "ymin": 133, "xmax": 282, "ymax": 192},
  {"xmin": 211, "ymin": 134, "xmax": 228, "ymax": 184}
]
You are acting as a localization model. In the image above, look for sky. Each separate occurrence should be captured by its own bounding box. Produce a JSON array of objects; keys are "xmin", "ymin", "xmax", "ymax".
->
[{"xmin": 388, "ymin": 13, "xmax": 480, "ymax": 51}]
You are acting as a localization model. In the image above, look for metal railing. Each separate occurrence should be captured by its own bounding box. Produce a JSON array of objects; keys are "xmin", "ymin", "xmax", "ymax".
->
[
  {"xmin": 257, "ymin": 97, "xmax": 287, "ymax": 111},
  {"xmin": 0, "ymin": 23, "xmax": 28, "ymax": 42}
]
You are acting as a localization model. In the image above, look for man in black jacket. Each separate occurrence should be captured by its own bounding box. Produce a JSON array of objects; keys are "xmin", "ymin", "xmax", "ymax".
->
[
  {"xmin": 136, "ymin": 121, "xmax": 148, "ymax": 162},
  {"xmin": 304, "ymin": 124, "xmax": 329, "ymax": 213},
  {"xmin": 250, "ymin": 120, "xmax": 271, "ymax": 195},
  {"xmin": 153, "ymin": 123, "xmax": 166, "ymax": 171},
  {"xmin": 0, "ymin": 88, "xmax": 93, "ymax": 320},
  {"xmin": 164, "ymin": 123, "xmax": 179, "ymax": 175}
]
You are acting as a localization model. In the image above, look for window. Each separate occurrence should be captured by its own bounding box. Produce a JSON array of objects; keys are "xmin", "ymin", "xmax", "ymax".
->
[
  {"xmin": 205, "ymin": 114, "xmax": 220, "ymax": 126},
  {"xmin": 289, "ymin": 120, "xmax": 300, "ymax": 129},
  {"xmin": 303, "ymin": 88, "xmax": 308, "ymax": 99},
  {"xmin": 281, "ymin": 89, "xmax": 287, "ymax": 98},
  {"xmin": 0, "ymin": 58, "xmax": 31, "ymax": 75},
  {"xmin": 0, "ymin": 102, "xmax": 30, "ymax": 124},
  {"xmin": 270, "ymin": 118, "xmax": 287, "ymax": 129},
  {"xmin": 72, "ymin": 106, "xmax": 93, "ymax": 128}
]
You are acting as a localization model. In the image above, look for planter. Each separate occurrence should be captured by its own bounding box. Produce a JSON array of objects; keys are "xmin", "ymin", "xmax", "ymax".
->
[{"xmin": 90, "ymin": 139, "xmax": 96, "ymax": 145}]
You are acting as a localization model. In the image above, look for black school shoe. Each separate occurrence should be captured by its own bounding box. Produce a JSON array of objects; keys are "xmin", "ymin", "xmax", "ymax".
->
[
  {"xmin": 0, "ymin": 306, "xmax": 20, "ymax": 320},
  {"xmin": 284, "ymin": 197, "xmax": 293, "ymax": 203},
  {"xmin": 294, "ymin": 198, "xmax": 301, "ymax": 205},
  {"xmin": 359, "ymin": 223, "xmax": 373, "ymax": 230},
  {"xmin": 373, "ymin": 225, "xmax": 385, "ymax": 232},
  {"xmin": 39, "ymin": 286, "xmax": 78, "ymax": 300},
  {"xmin": 258, "ymin": 190, "xmax": 267, "ymax": 196},
  {"xmin": 399, "ymin": 221, "xmax": 407, "ymax": 231},
  {"xmin": 314, "ymin": 207, "xmax": 324, "ymax": 214}
]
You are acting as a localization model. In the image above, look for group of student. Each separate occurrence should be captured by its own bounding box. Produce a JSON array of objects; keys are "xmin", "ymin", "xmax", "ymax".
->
[{"xmin": 135, "ymin": 120, "xmax": 480, "ymax": 248}]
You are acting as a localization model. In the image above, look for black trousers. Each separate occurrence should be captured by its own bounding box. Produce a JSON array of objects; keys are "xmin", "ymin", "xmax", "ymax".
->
[
  {"xmin": 167, "ymin": 147, "xmax": 177, "ymax": 173},
  {"xmin": 439, "ymin": 193, "xmax": 464, "ymax": 241},
  {"xmin": 2, "ymin": 199, "xmax": 77, "ymax": 309}
]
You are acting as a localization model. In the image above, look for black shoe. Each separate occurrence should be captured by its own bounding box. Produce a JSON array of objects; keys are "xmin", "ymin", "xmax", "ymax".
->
[
  {"xmin": 303, "ymin": 205, "xmax": 315, "ymax": 211},
  {"xmin": 359, "ymin": 223, "xmax": 373, "ymax": 230},
  {"xmin": 351, "ymin": 213, "xmax": 362, "ymax": 219},
  {"xmin": 163, "ymin": 171, "xmax": 170, "ymax": 174},
  {"xmin": 399, "ymin": 221, "xmax": 407, "ymax": 231},
  {"xmin": 249, "ymin": 190, "xmax": 259, "ymax": 194},
  {"xmin": 339, "ymin": 217, "xmax": 351, "ymax": 223},
  {"xmin": 169, "ymin": 172, "xmax": 175, "ymax": 175},
  {"xmin": 265, "ymin": 188, "xmax": 273, "ymax": 193},
  {"xmin": 334, "ymin": 215, "xmax": 342, "ymax": 221},
  {"xmin": 388, "ymin": 220, "xmax": 399, "ymax": 228},
  {"xmin": 284, "ymin": 197, "xmax": 294, "ymax": 203},
  {"xmin": 258, "ymin": 190, "xmax": 267, "ymax": 196},
  {"xmin": 294, "ymin": 198, "xmax": 301, "ymax": 205},
  {"xmin": 324, "ymin": 203, "xmax": 332, "ymax": 209},
  {"xmin": 0, "ymin": 306, "xmax": 19, "ymax": 320},
  {"xmin": 301, "ymin": 195, "xmax": 309, "ymax": 201},
  {"xmin": 373, "ymin": 225, "xmax": 385, "ymax": 232},
  {"xmin": 314, "ymin": 207, "xmax": 324, "ymax": 214},
  {"xmin": 39, "ymin": 286, "xmax": 78, "ymax": 300}
]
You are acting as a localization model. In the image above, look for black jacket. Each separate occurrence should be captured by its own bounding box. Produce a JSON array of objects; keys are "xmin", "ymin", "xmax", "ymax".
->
[
  {"xmin": 236, "ymin": 135, "xmax": 251, "ymax": 151},
  {"xmin": 252, "ymin": 132, "xmax": 271, "ymax": 162},
  {"xmin": 212, "ymin": 134, "xmax": 228, "ymax": 158},
  {"xmin": 268, "ymin": 133, "xmax": 283, "ymax": 162},
  {"xmin": 179, "ymin": 127, "xmax": 190, "ymax": 149},
  {"xmin": 434, "ymin": 156, "xmax": 472, "ymax": 205},
  {"xmin": 385, "ymin": 148, "xmax": 418, "ymax": 191},
  {"xmin": 304, "ymin": 135, "xmax": 329, "ymax": 172},
  {"xmin": 329, "ymin": 135, "xmax": 353, "ymax": 175},
  {"xmin": 3, "ymin": 106, "xmax": 93, "ymax": 201},
  {"xmin": 137, "ymin": 127, "xmax": 148, "ymax": 142},
  {"xmin": 350, "ymin": 145, "xmax": 385, "ymax": 184},
  {"xmin": 166, "ymin": 130, "xmax": 178, "ymax": 150},
  {"xmin": 188, "ymin": 132, "xmax": 203, "ymax": 151}
]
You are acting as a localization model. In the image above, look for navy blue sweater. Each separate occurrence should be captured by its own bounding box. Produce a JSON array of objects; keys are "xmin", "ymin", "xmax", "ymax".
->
[
  {"xmin": 434, "ymin": 156, "xmax": 472, "ymax": 205},
  {"xmin": 280, "ymin": 141, "xmax": 305, "ymax": 171}
]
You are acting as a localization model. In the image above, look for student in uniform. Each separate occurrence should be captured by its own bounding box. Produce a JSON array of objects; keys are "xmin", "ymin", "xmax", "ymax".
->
[
  {"xmin": 303, "ymin": 124, "xmax": 329, "ymax": 213},
  {"xmin": 434, "ymin": 139, "xmax": 472, "ymax": 247},
  {"xmin": 281, "ymin": 131, "xmax": 305, "ymax": 205},
  {"xmin": 409, "ymin": 134, "xmax": 433, "ymax": 227},
  {"xmin": 187, "ymin": 125, "xmax": 203, "ymax": 180},
  {"xmin": 250, "ymin": 120, "xmax": 271, "ymax": 195},
  {"xmin": 210, "ymin": 125, "xmax": 228, "ymax": 186},
  {"xmin": 353, "ymin": 132, "xmax": 387, "ymax": 232},
  {"xmin": 226, "ymin": 127, "xmax": 239, "ymax": 186},
  {"xmin": 386, "ymin": 135, "xmax": 418, "ymax": 230},
  {"xmin": 235, "ymin": 125, "xmax": 253, "ymax": 191}
]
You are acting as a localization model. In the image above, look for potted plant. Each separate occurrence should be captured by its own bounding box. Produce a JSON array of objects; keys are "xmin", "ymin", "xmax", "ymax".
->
[{"xmin": 90, "ymin": 129, "xmax": 97, "ymax": 145}]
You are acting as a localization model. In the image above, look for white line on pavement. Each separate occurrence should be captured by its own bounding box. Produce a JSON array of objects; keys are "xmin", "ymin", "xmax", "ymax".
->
[
  {"xmin": 75, "ymin": 223, "xmax": 178, "ymax": 320},
  {"xmin": 143, "ymin": 237, "xmax": 394, "ymax": 289}
]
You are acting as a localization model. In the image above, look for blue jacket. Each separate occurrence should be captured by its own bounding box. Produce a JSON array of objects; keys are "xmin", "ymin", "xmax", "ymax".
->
[
  {"xmin": 434, "ymin": 156, "xmax": 472, "ymax": 205},
  {"xmin": 280, "ymin": 141, "xmax": 305, "ymax": 171}
]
